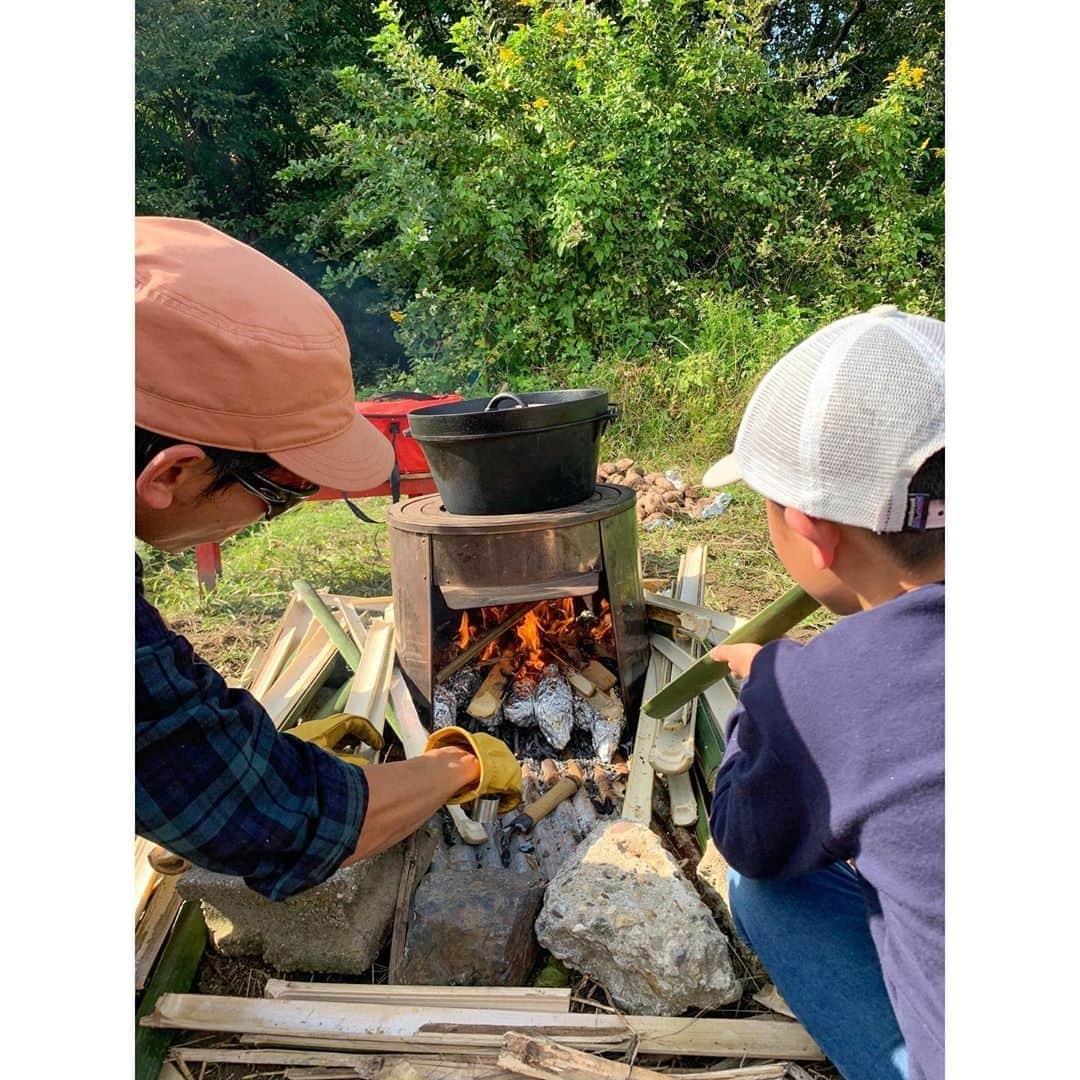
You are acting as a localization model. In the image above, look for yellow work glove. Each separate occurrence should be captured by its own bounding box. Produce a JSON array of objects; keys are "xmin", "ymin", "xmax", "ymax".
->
[{"xmin": 423, "ymin": 726, "xmax": 522, "ymax": 813}]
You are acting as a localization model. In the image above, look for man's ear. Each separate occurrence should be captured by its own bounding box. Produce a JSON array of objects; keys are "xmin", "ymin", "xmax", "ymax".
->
[
  {"xmin": 783, "ymin": 506, "xmax": 841, "ymax": 570},
  {"xmin": 135, "ymin": 444, "xmax": 209, "ymax": 510}
]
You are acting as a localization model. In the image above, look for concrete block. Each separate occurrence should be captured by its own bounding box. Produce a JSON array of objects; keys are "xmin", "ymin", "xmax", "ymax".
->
[{"xmin": 177, "ymin": 822, "xmax": 438, "ymax": 975}]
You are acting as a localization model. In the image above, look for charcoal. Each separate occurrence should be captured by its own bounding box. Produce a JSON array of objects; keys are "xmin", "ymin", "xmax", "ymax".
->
[
  {"xmin": 432, "ymin": 685, "xmax": 458, "ymax": 729},
  {"xmin": 535, "ymin": 663, "xmax": 573, "ymax": 750},
  {"xmin": 504, "ymin": 675, "xmax": 538, "ymax": 728}
]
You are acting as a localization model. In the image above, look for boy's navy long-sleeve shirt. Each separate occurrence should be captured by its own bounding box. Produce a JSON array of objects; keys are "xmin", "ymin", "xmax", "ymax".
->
[{"xmin": 711, "ymin": 584, "xmax": 944, "ymax": 1080}]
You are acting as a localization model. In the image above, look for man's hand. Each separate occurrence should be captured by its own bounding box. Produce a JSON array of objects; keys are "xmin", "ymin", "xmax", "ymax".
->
[
  {"xmin": 708, "ymin": 642, "xmax": 763, "ymax": 680},
  {"xmin": 424, "ymin": 726, "xmax": 522, "ymax": 812}
]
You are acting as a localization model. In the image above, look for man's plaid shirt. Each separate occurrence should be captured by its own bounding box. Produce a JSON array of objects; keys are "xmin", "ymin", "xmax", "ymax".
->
[{"xmin": 135, "ymin": 556, "xmax": 368, "ymax": 900}]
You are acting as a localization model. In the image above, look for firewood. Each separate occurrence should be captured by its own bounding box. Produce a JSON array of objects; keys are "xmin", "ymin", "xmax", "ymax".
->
[
  {"xmin": 538, "ymin": 758, "xmax": 561, "ymax": 788},
  {"xmin": 344, "ymin": 615, "xmax": 396, "ymax": 731},
  {"xmin": 437, "ymin": 604, "xmax": 537, "ymax": 685},
  {"xmin": 265, "ymin": 983, "xmax": 571, "ymax": 1013},
  {"xmin": 466, "ymin": 659, "xmax": 513, "ymax": 724},
  {"xmin": 580, "ymin": 660, "xmax": 617, "ymax": 693},
  {"xmin": 561, "ymin": 665, "xmax": 596, "ymax": 698}
]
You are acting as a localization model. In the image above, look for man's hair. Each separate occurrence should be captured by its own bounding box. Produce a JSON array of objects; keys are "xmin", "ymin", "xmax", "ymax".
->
[
  {"xmin": 136, "ymin": 426, "xmax": 276, "ymax": 497},
  {"xmin": 874, "ymin": 448, "xmax": 945, "ymax": 573}
]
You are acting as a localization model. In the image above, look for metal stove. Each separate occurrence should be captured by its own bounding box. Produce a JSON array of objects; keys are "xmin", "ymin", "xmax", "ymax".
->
[{"xmin": 387, "ymin": 484, "xmax": 649, "ymax": 723}]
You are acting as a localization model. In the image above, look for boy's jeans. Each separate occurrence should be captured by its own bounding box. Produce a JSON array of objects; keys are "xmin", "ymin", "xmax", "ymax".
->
[{"xmin": 728, "ymin": 862, "xmax": 909, "ymax": 1080}]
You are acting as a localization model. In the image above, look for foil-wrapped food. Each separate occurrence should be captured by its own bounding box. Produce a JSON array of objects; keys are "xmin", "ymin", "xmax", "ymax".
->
[{"xmin": 535, "ymin": 663, "xmax": 573, "ymax": 749}]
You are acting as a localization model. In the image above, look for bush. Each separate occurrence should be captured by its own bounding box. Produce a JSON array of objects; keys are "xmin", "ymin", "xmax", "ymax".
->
[{"xmin": 279, "ymin": 0, "xmax": 943, "ymax": 390}]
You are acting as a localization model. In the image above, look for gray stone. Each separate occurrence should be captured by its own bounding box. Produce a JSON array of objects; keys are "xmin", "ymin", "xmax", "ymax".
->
[
  {"xmin": 402, "ymin": 868, "xmax": 546, "ymax": 985},
  {"xmin": 695, "ymin": 838, "xmax": 766, "ymax": 982},
  {"xmin": 176, "ymin": 823, "xmax": 438, "ymax": 975},
  {"xmin": 535, "ymin": 820, "xmax": 742, "ymax": 1015}
]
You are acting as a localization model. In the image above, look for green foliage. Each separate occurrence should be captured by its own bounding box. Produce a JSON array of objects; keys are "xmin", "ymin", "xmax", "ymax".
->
[
  {"xmin": 279, "ymin": 0, "xmax": 943, "ymax": 390},
  {"xmin": 135, "ymin": 0, "xmax": 472, "ymax": 233}
]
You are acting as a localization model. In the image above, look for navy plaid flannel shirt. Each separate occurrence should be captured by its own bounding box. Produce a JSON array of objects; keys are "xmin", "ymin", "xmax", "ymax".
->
[{"xmin": 135, "ymin": 556, "xmax": 368, "ymax": 900}]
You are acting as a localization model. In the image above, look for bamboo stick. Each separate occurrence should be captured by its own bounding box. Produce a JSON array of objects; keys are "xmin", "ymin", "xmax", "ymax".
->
[
  {"xmin": 265, "ymin": 982, "xmax": 570, "ymax": 1013},
  {"xmin": 295, "ymin": 579, "xmax": 362, "ymax": 671},
  {"xmin": 143, "ymin": 994, "xmax": 824, "ymax": 1059},
  {"xmin": 642, "ymin": 586, "xmax": 819, "ymax": 719}
]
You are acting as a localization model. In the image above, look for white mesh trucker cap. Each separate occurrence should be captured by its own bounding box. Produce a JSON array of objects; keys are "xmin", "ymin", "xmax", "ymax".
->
[{"xmin": 702, "ymin": 305, "xmax": 944, "ymax": 533}]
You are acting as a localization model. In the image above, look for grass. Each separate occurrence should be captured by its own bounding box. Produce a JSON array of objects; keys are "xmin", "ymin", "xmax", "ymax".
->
[{"xmin": 142, "ymin": 460, "xmax": 830, "ymax": 676}]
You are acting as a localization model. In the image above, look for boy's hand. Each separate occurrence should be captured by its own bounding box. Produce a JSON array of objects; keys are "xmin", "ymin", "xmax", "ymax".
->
[{"xmin": 708, "ymin": 642, "xmax": 763, "ymax": 680}]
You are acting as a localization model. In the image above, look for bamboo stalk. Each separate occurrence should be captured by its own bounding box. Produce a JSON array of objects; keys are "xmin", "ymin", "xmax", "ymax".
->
[
  {"xmin": 642, "ymin": 586, "xmax": 819, "ymax": 719},
  {"xmin": 295, "ymin": 579, "xmax": 362, "ymax": 671},
  {"xmin": 436, "ymin": 604, "xmax": 537, "ymax": 685},
  {"xmin": 135, "ymin": 903, "xmax": 207, "ymax": 1080}
]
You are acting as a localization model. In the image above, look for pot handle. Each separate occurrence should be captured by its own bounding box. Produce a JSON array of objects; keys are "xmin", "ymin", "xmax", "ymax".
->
[
  {"xmin": 597, "ymin": 403, "xmax": 621, "ymax": 436},
  {"xmin": 484, "ymin": 392, "xmax": 527, "ymax": 412}
]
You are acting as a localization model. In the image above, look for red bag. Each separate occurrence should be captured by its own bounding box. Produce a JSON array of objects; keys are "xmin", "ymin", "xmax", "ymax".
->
[{"xmin": 312, "ymin": 392, "xmax": 462, "ymax": 502}]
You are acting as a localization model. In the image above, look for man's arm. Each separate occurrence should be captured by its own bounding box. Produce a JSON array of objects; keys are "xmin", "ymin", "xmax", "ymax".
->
[{"xmin": 340, "ymin": 746, "xmax": 479, "ymax": 865}]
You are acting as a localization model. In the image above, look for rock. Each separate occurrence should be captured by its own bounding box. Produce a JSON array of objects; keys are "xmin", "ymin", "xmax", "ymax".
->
[
  {"xmin": 177, "ymin": 823, "xmax": 438, "ymax": 975},
  {"xmin": 614, "ymin": 457, "xmax": 635, "ymax": 472},
  {"xmin": 608, "ymin": 473, "xmax": 625, "ymax": 485},
  {"xmin": 536, "ymin": 822, "xmax": 742, "ymax": 1015},
  {"xmin": 402, "ymin": 868, "xmax": 547, "ymax": 985},
  {"xmin": 696, "ymin": 838, "xmax": 766, "ymax": 981}
]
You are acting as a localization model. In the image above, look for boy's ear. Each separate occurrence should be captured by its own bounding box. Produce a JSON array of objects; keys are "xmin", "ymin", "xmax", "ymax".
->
[
  {"xmin": 783, "ymin": 506, "xmax": 841, "ymax": 570},
  {"xmin": 136, "ymin": 444, "xmax": 209, "ymax": 510}
]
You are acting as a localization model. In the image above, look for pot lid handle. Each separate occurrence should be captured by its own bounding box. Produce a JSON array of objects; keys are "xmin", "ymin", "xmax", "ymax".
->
[{"xmin": 484, "ymin": 392, "xmax": 526, "ymax": 412}]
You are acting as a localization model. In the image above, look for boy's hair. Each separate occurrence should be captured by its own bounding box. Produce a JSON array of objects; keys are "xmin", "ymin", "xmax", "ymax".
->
[
  {"xmin": 872, "ymin": 449, "xmax": 945, "ymax": 573},
  {"xmin": 135, "ymin": 426, "xmax": 276, "ymax": 498}
]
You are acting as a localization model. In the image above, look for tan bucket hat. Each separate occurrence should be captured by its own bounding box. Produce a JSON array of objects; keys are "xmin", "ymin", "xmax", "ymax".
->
[{"xmin": 135, "ymin": 217, "xmax": 394, "ymax": 491}]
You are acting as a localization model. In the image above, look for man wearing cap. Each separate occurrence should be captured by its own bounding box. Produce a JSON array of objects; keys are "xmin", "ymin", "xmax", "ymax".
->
[
  {"xmin": 703, "ymin": 307, "xmax": 944, "ymax": 1080},
  {"xmin": 136, "ymin": 217, "xmax": 520, "ymax": 900}
]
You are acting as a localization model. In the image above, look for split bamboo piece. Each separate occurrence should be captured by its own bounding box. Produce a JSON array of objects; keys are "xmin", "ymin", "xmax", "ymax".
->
[
  {"xmin": 644, "ymin": 593, "xmax": 743, "ymax": 639},
  {"xmin": 172, "ymin": 1048, "xmax": 522, "ymax": 1080},
  {"xmin": 344, "ymin": 610, "xmax": 396, "ymax": 734},
  {"xmin": 260, "ymin": 623, "xmax": 340, "ymax": 729},
  {"xmin": 135, "ymin": 875, "xmax": 182, "ymax": 990},
  {"xmin": 650, "ymin": 547, "xmax": 708, "ymax": 826},
  {"xmin": 142, "ymin": 994, "xmax": 824, "ymax": 1060},
  {"xmin": 388, "ymin": 668, "xmax": 487, "ymax": 845},
  {"xmin": 498, "ymin": 1031, "xmax": 664, "ymax": 1080},
  {"xmin": 580, "ymin": 660, "xmax": 617, "ymax": 693},
  {"xmin": 621, "ymin": 655, "xmax": 663, "ymax": 825},
  {"xmin": 249, "ymin": 626, "xmax": 300, "ymax": 703},
  {"xmin": 467, "ymin": 658, "xmax": 514, "ymax": 722},
  {"xmin": 236, "ymin": 644, "xmax": 265, "ymax": 690},
  {"xmin": 265, "ymin": 983, "xmax": 571, "ymax": 1013},
  {"xmin": 135, "ymin": 836, "xmax": 162, "ymax": 923},
  {"xmin": 651, "ymin": 636, "xmax": 738, "ymax": 731},
  {"xmin": 337, "ymin": 601, "xmax": 369, "ymax": 654},
  {"xmin": 643, "ymin": 586, "xmax": 820, "ymax": 719}
]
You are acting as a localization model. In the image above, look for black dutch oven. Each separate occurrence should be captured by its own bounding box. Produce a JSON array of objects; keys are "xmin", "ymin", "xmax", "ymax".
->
[{"xmin": 407, "ymin": 389, "xmax": 620, "ymax": 515}]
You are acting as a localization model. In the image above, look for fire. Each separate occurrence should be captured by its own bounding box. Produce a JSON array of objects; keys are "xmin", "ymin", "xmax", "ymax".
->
[{"xmin": 447, "ymin": 596, "xmax": 615, "ymax": 679}]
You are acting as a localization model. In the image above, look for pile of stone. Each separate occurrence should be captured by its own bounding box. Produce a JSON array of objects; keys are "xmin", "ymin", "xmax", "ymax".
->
[{"xmin": 597, "ymin": 458, "xmax": 715, "ymax": 524}]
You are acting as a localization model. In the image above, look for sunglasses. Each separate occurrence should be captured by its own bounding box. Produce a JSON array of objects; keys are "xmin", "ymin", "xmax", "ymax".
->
[{"xmin": 230, "ymin": 464, "xmax": 321, "ymax": 520}]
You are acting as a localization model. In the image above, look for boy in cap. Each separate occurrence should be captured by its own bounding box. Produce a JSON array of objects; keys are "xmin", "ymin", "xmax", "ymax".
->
[
  {"xmin": 704, "ymin": 306, "xmax": 944, "ymax": 1080},
  {"xmin": 136, "ymin": 218, "xmax": 520, "ymax": 900}
]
